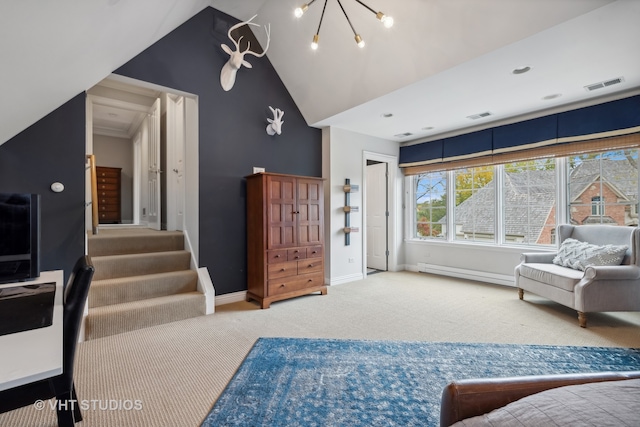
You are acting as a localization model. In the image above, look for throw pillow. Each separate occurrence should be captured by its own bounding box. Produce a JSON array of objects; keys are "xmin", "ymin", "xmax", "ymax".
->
[{"xmin": 553, "ymin": 238, "xmax": 628, "ymax": 271}]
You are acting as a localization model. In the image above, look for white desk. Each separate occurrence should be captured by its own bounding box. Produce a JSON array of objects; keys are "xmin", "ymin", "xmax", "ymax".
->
[{"xmin": 0, "ymin": 270, "xmax": 63, "ymax": 391}]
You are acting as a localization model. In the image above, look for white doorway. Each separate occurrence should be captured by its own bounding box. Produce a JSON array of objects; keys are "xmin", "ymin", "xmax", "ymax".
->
[
  {"xmin": 85, "ymin": 75, "xmax": 194, "ymax": 233},
  {"xmin": 366, "ymin": 160, "xmax": 388, "ymax": 272},
  {"xmin": 362, "ymin": 151, "xmax": 399, "ymax": 277}
]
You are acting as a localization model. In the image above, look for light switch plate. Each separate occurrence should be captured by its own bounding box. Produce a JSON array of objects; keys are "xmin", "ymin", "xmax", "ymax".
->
[{"xmin": 253, "ymin": 167, "xmax": 265, "ymax": 174}]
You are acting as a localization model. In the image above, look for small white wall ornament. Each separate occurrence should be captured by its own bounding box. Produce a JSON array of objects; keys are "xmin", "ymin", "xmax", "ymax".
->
[
  {"xmin": 220, "ymin": 15, "xmax": 271, "ymax": 92},
  {"xmin": 266, "ymin": 106, "xmax": 284, "ymax": 136}
]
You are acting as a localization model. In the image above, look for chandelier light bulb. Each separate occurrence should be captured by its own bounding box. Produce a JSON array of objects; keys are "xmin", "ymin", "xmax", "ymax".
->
[
  {"xmin": 294, "ymin": 4, "xmax": 309, "ymax": 18},
  {"xmin": 376, "ymin": 11, "xmax": 393, "ymax": 28},
  {"xmin": 299, "ymin": 1, "xmax": 393, "ymax": 50}
]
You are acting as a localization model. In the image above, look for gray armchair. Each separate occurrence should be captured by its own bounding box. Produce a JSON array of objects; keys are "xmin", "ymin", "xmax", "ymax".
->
[{"xmin": 514, "ymin": 224, "xmax": 640, "ymax": 327}]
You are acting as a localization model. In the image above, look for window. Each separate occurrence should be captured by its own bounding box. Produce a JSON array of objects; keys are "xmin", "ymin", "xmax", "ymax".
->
[
  {"xmin": 568, "ymin": 150, "xmax": 638, "ymax": 226},
  {"xmin": 453, "ymin": 166, "xmax": 494, "ymax": 242},
  {"xmin": 414, "ymin": 171, "xmax": 447, "ymax": 239},
  {"xmin": 591, "ymin": 196, "xmax": 604, "ymax": 215},
  {"xmin": 408, "ymin": 148, "xmax": 639, "ymax": 247},
  {"xmin": 503, "ymin": 159, "xmax": 556, "ymax": 245}
]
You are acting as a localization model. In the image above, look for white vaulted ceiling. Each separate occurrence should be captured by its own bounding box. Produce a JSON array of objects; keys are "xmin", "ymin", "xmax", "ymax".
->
[{"xmin": 1, "ymin": 0, "xmax": 639, "ymax": 146}]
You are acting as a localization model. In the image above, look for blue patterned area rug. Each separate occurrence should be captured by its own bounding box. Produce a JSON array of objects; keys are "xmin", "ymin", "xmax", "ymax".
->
[{"xmin": 201, "ymin": 338, "xmax": 640, "ymax": 427}]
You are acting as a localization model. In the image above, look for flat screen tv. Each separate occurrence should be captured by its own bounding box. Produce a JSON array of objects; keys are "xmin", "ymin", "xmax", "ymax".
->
[{"xmin": 0, "ymin": 193, "xmax": 40, "ymax": 284}]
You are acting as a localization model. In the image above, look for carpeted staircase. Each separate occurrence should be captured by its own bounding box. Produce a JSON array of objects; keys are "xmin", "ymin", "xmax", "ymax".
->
[{"xmin": 85, "ymin": 228, "xmax": 206, "ymax": 340}]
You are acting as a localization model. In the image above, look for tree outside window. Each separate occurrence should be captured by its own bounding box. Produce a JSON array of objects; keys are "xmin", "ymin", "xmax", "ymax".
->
[{"xmin": 414, "ymin": 171, "xmax": 447, "ymax": 239}]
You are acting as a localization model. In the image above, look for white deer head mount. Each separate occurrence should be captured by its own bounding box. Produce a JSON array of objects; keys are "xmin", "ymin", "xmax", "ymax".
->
[
  {"xmin": 266, "ymin": 106, "xmax": 284, "ymax": 136},
  {"xmin": 220, "ymin": 15, "xmax": 270, "ymax": 92}
]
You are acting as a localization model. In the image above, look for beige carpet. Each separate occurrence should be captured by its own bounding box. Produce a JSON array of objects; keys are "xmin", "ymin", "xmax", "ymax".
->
[
  {"xmin": 86, "ymin": 228, "xmax": 205, "ymax": 339},
  {"xmin": 2, "ymin": 271, "xmax": 640, "ymax": 426}
]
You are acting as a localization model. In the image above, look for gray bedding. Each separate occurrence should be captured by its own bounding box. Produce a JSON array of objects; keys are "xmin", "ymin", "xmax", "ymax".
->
[{"xmin": 453, "ymin": 378, "xmax": 640, "ymax": 426}]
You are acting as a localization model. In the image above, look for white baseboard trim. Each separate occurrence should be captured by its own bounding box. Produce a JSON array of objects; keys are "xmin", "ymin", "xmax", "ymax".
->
[
  {"xmin": 414, "ymin": 263, "xmax": 515, "ymax": 287},
  {"xmin": 330, "ymin": 272, "xmax": 364, "ymax": 286},
  {"xmin": 215, "ymin": 290, "xmax": 247, "ymax": 306}
]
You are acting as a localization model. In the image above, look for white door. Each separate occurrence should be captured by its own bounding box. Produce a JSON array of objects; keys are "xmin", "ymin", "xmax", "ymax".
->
[
  {"xmin": 165, "ymin": 95, "xmax": 186, "ymax": 231},
  {"xmin": 146, "ymin": 98, "xmax": 161, "ymax": 230},
  {"xmin": 366, "ymin": 162, "xmax": 388, "ymax": 270}
]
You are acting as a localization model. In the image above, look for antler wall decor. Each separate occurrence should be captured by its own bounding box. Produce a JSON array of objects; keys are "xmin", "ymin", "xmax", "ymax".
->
[
  {"xmin": 220, "ymin": 15, "xmax": 271, "ymax": 91},
  {"xmin": 266, "ymin": 106, "xmax": 284, "ymax": 136}
]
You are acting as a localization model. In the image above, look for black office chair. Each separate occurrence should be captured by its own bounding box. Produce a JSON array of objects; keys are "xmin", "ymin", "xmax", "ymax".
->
[{"xmin": 0, "ymin": 255, "xmax": 95, "ymax": 426}]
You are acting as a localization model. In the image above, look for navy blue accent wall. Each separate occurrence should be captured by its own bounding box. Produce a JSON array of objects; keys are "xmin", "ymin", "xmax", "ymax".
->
[
  {"xmin": 0, "ymin": 93, "xmax": 87, "ymax": 283},
  {"xmin": 115, "ymin": 7, "xmax": 322, "ymax": 295}
]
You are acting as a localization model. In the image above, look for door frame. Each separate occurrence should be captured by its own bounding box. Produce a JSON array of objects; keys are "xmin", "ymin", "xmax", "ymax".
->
[
  {"xmin": 361, "ymin": 151, "xmax": 399, "ymax": 278},
  {"xmin": 85, "ymin": 75, "xmax": 198, "ymax": 241}
]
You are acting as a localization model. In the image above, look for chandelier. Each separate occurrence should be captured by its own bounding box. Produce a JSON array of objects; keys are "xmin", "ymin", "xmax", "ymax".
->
[{"xmin": 294, "ymin": 0, "xmax": 394, "ymax": 50}]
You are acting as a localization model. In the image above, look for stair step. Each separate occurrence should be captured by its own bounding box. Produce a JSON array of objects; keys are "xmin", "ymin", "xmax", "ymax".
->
[
  {"xmin": 91, "ymin": 250, "xmax": 191, "ymax": 281},
  {"xmin": 85, "ymin": 292, "xmax": 206, "ymax": 340},
  {"xmin": 88, "ymin": 229, "xmax": 184, "ymax": 257},
  {"xmin": 89, "ymin": 270, "xmax": 198, "ymax": 308}
]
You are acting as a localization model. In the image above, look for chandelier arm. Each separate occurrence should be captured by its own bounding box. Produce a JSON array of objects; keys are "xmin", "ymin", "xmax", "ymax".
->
[
  {"xmin": 336, "ymin": 0, "xmax": 358, "ymax": 37},
  {"xmin": 353, "ymin": 0, "xmax": 376, "ymax": 15},
  {"xmin": 316, "ymin": 0, "xmax": 329, "ymax": 35}
]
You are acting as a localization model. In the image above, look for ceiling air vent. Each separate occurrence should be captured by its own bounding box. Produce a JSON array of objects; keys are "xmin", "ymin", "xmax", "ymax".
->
[
  {"xmin": 466, "ymin": 111, "xmax": 492, "ymax": 120},
  {"xmin": 585, "ymin": 76, "xmax": 624, "ymax": 91},
  {"xmin": 394, "ymin": 132, "xmax": 413, "ymax": 138}
]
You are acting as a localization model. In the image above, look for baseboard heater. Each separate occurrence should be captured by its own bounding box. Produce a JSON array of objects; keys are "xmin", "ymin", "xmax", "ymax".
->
[{"xmin": 417, "ymin": 263, "xmax": 515, "ymax": 287}]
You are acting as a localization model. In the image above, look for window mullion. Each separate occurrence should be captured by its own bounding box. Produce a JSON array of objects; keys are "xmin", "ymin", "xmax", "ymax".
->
[
  {"xmin": 446, "ymin": 169, "xmax": 455, "ymax": 242},
  {"xmin": 557, "ymin": 157, "xmax": 567, "ymax": 227},
  {"xmin": 495, "ymin": 164, "xmax": 504, "ymax": 245}
]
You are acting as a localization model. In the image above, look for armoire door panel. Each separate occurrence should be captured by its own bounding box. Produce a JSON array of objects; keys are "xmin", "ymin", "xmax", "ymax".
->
[
  {"xmin": 299, "ymin": 226, "xmax": 321, "ymax": 245},
  {"xmin": 308, "ymin": 204, "xmax": 319, "ymax": 221},
  {"xmin": 269, "ymin": 226, "xmax": 295, "ymax": 248}
]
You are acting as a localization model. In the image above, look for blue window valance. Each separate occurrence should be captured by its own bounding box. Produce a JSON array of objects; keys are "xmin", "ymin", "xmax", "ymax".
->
[
  {"xmin": 442, "ymin": 129, "xmax": 492, "ymax": 162},
  {"xmin": 493, "ymin": 115, "xmax": 558, "ymax": 154},
  {"xmin": 558, "ymin": 95, "xmax": 640, "ymax": 141},
  {"xmin": 400, "ymin": 94, "xmax": 640, "ymax": 169}
]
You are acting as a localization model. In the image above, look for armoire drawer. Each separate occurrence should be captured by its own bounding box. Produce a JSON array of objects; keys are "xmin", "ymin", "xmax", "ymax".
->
[
  {"xmin": 267, "ymin": 249, "xmax": 288, "ymax": 264},
  {"xmin": 297, "ymin": 259, "xmax": 322, "ymax": 275},
  {"xmin": 287, "ymin": 247, "xmax": 306, "ymax": 261},
  {"xmin": 267, "ymin": 261, "xmax": 298, "ymax": 280},
  {"xmin": 307, "ymin": 246, "xmax": 322, "ymax": 258},
  {"xmin": 268, "ymin": 273, "xmax": 324, "ymax": 296}
]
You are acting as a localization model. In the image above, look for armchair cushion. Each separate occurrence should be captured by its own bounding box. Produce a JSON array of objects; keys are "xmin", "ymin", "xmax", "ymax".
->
[
  {"xmin": 553, "ymin": 238, "xmax": 628, "ymax": 271},
  {"xmin": 519, "ymin": 263, "xmax": 584, "ymax": 292}
]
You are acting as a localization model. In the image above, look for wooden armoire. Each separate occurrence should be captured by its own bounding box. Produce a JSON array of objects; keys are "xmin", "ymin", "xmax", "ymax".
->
[{"xmin": 245, "ymin": 172, "xmax": 327, "ymax": 309}]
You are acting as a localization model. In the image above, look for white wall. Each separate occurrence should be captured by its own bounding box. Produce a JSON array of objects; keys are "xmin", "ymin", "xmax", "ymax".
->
[
  {"xmin": 402, "ymin": 173, "xmax": 555, "ymax": 286},
  {"xmin": 94, "ymin": 134, "xmax": 134, "ymax": 223},
  {"xmin": 322, "ymin": 128, "xmax": 556, "ymax": 289},
  {"xmin": 323, "ymin": 127, "xmax": 403, "ymax": 285},
  {"xmin": 403, "ymin": 240, "xmax": 544, "ymax": 286}
]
